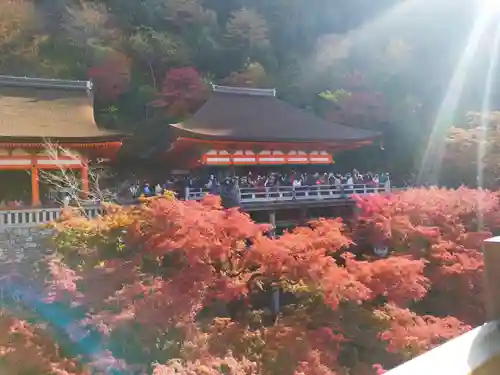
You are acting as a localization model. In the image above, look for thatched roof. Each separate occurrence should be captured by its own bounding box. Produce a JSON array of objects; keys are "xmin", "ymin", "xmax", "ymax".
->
[{"xmin": 0, "ymin": 76, "xmax": 122, "ymax": 142}]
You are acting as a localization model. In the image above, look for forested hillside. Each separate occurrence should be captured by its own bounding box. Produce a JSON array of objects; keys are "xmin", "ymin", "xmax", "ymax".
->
[{"xmin": 1, "ymin": 0, "xmax": 498, "ymax": 181}]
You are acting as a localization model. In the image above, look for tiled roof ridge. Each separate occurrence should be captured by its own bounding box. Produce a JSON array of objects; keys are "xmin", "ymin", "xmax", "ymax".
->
[
  {"xmin": 0, "ymin": 75, "xmax": 92, "ymax": 90},
  {"xmin": 212, "ymin": 84, "xmax": 275, "ymax": 97}
]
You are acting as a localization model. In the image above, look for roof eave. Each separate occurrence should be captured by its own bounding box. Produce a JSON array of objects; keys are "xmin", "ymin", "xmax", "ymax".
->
[
  {"xmin": 169, "ymin": 124, "xmax": 379, "ymax": 144},
  {"xmin": 0, "ymin": 75, "xmax": 92, "ymax": 91},
  {"xmin": 0, "ymin": 134, "xmax": 128, "ymax": 143}
]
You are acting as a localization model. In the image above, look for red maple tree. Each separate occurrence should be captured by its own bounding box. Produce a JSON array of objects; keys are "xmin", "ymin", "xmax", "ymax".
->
[
  {"xmin": 87, "ymin": 52, "xmax": 131, "ymax": 101},
  {"xmin": 153, "ymin": 67, "xmax": 207, "ymax": 118},
  {"xmin": 38, "ymin": 187, "xmax": 490, "ymax": 374},
  {"xmin": 0, "ymin": 312, "xmax": 87, "ymax": 375},
  {"xmin": 351, "ymin": 187, "xmax": 500, "ymax": 326}
]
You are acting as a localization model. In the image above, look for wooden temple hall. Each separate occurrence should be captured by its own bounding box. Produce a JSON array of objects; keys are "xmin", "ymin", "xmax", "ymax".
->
[
  {"xmin": 0, "ymin": 76, "xmax": 123, "ymax": 206},
  {"xmin": 0, "ymin": 76, "xmax": 379, "ymax": 208},
  {"xmin": 161, "ymin": 85, "xmax": 379, "ymax": 171}
]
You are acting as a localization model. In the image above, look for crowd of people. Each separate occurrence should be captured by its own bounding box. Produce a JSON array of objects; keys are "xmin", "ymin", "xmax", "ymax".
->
[
  {"xmin": 129, "ymin": 169, "xmax": 390, "ymax": 200},
  {"xmin": 231, "ymin": 170, "xmax": 389, "ymax": 189},
  {"xmin": 0, "ymin": 167, "xmax": 392, "ymax": 209}
]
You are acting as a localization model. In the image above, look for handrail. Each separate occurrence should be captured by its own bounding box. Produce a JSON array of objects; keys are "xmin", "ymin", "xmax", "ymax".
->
[
  {"xmin": 0, "ymin": 184, "xmax": 391, "ymax": 229},
  {"xmin": 0, "ymin": 205, "xmax": 102, "ymax": 229},
  {"xmin": 185, "ymin": 183, "xmax": 391, "ymax": 203}
]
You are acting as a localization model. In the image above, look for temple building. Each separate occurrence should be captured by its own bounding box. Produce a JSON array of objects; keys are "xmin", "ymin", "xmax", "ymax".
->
[
  {"xmin": 161, "ymin": 85, "xmax": 380, "ymax": 169},
  {"xmin": 0, "ymin": 76, "xmax": 124, "ymax": 206}
]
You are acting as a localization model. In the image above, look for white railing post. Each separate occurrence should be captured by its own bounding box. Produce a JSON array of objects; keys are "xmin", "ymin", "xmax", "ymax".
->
[
  {"xmin": 185, "ymin": 187, "xmax": 190, "ymax": 200},
  {"xmin": 236, "ymin": 187, "xmax": 242, "ymax": 202},
  {"xmin": 483, "ymin": 237, "xmax": 500, "ymax": 321}
]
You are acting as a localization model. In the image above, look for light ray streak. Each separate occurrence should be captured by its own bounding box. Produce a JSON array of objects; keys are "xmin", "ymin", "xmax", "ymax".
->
[{"xmin": 417, "ymin": 8, "xmax": 493, "ymax": 184}]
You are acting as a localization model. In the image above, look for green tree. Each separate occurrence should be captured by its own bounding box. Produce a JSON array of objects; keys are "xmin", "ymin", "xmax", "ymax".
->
[
  {"xmin": 128, "ymin": 27, "xmax": 191, "ymax": 88},
  {"xmin": 220, "ymin": 61, "xmax": 268, "ymax": 87},
  {"xmin": 224, "ymin": 8, "xmax": 272, "ymax": 71},
  {"xmin": 445, "ymin": 111, "xmax": 500, "ymax": 188},
  {"xmin": 0, "ymin": 0, "xmax": 44, "ymax": 74}
]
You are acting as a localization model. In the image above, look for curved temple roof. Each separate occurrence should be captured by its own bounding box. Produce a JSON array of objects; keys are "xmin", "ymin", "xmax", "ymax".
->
[
  {"xmin": 0, "ymin": 75, "xmax": 123, "ymax": 142},
  {"xmin": 171, "ymin": 85, "xmax": 380, "ymax": 144}
]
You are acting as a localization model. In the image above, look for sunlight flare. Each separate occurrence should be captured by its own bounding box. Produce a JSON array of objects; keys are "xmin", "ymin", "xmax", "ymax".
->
[
  {"xmin": 482, "ymin": 0, "xmax": 500, "ymax": 12},
  {"xmin": 478, "ymin": 21, "xmax": 500, "ymax": 188},
  {"xmin": 417, "ymin": 7, "xmax": 493, "ymax": 184},
  {"xmin": 476, "ymin": 21, "xmax": 500, "ymax": 231}
]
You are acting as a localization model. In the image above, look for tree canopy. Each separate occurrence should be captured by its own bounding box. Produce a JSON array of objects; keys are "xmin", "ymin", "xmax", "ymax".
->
[
  {"xmin": 0, "ymin": 187, "xmax": 488, "ymax": 374},
  {"xmin": 445, "ymin": 112, "xmax": 500, "ymax": 188}
]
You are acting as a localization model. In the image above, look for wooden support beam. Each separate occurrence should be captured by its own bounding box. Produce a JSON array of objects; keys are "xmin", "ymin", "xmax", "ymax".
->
[{"xmin": 269, "ymin": 211, "xmax": 276, "ymax": 238}]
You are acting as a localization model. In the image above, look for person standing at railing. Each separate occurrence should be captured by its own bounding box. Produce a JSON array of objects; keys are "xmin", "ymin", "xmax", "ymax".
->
[
  {"xmin": 129, "ymin": 184, "xmax": 139, "ymax": 199},
  {"xmin": 219, "ymin": 178, "xmax": 240, "ymax": 208},
  {"xmin": 378, "ymin": 173, "xmax": 391, "ymax": 192},
  {"xmin": 319, "ymin": 173, "xmax": 328, "ymax": 185},
  {"xmin": 142, "ymin": 183, "xmax": 154, "ymax": 197},
  {"xmin": 378, "ymin": 173, "xmax": 387, "ymax": 185},
  {"xmin": 205, "ymin": 175, "xmax": 216, "ymax": 190},
  {"xmin": 364, "ymin": 173, "xmax": 376, "ymax": 186},
  {"xmin": 153, "ymin": 184, "xmax": 162, "ymax": 196},
  {"xmin": 333, "ymin": 174, "xmax": 342, "ymax": 187},
  {"xmin": 346, "ymin": 174, "xmax": 354, "ymax": 189}
]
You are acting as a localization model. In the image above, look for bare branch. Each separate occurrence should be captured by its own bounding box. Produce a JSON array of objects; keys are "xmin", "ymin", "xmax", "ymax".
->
[{"xmin": 37, "ymin": 141, "xmax": 117, "ymax": 217}]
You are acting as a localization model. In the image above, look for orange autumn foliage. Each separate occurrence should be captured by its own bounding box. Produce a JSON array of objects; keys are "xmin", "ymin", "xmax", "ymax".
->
[
  {"xmin": 0, "ymin": 312, "xmax": 88, "ymax": 375},
  {"xmin": 352, "ymin": 187, "xmax": 500, "ymax": 325},
  {"xmin": 42, "ymin": 188, "xmax": 493, "ymax": 374}
]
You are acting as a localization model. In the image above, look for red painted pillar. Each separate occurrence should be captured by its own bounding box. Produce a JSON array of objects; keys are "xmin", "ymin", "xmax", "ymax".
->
[
  {"xmin": 31, "ymin": 157, "xmax": 40, "ymax": 206},
  {"xmin": 81, "ymin": 159, "xmax": 89, "ymax": 198}
]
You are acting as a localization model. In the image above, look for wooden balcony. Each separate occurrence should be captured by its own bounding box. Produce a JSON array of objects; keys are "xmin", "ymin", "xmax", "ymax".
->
[{"xmin": 185, "ymin": 183, "xmax": 390, "ymax": 210}]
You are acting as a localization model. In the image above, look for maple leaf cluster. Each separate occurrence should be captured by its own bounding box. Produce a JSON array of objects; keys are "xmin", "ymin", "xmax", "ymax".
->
[
  {"xmin": 87, "ymin": 52, "xmax": 131, "ymax": 101},
  {"xmin": 0, "ymin": 311, "xmax": 88, "ymax": 375},
  {"xmin": 352, "ymin": 186, "xmax": 500, "ymax": 325},
  {"xmin": 38, "ymin": 187, "xmax": 497, "ymax": 374},
  {"xmin": 153, "ymin": 67, "xmax": 208, "ymax": 118}
]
